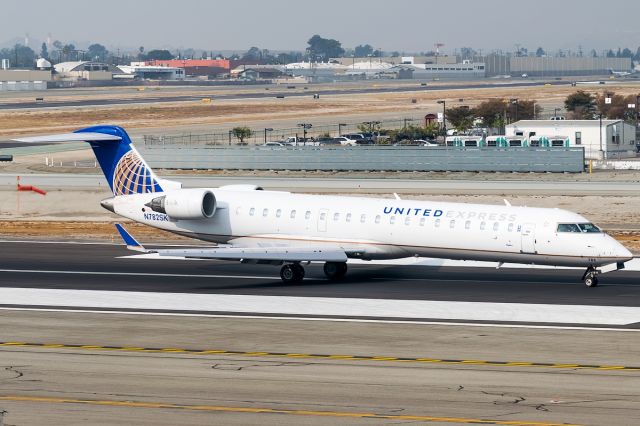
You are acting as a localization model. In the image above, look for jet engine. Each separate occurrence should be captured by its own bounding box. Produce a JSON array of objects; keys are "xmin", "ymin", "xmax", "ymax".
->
[{"xmin": 146, "ymin": 189, "xmax": 216, "ymax": 220}]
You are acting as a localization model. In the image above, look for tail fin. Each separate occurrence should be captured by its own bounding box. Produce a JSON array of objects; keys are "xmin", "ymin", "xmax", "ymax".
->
[{"xmin": 15, "ymin": 125, "xmax": 165, "ymax": 196}]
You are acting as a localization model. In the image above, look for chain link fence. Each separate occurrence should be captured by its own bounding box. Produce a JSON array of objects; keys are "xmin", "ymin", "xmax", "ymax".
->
[{"xmin": 142, "ymin": 117, "xmax": 425, "ymax": 147}]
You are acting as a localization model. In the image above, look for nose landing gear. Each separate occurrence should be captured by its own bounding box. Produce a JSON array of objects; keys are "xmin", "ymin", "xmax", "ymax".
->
[{"xmin": 582, "ymin": 266, "xmax": 599, "ymax": 288}]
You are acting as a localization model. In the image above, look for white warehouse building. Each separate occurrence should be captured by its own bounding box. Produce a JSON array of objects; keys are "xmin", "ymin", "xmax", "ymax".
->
[{"xmin": 507, "ymin": 120, "xmax": 637, "ymax": 160}]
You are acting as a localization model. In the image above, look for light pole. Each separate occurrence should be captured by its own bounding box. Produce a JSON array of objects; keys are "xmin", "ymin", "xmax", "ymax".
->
[
  {"xmin": 599, "ymin": 113, "xmax": 604, "ymax": 160},
  {"xmin": 437, "ymin": 100, "xmax": 447, "ymax": 137},
  {"xmin": 297, "ymin": 123, "xmax": 312, "ymax": 145},
  {"xmin": 264, "ymin": 128, "xmax": 273, "ymax": 144},
  {"xmin": 338, "ymin": 123, "xmax": 347, "ymax": 136},
  {"xmin": 554, "ymin": 108, "xmax": 560, "ymax": 119},
  {"xmin": 510, "ymin": 98, "xmax": 519, "ymax": 122},
  {"xmin": 403, "ymin": 118, "xmax": 413, "ymax": 130}
]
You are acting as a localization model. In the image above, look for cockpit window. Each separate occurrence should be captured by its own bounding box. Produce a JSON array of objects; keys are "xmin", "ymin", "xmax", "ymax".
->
[
  {"xmin": 557, "ymin": 223, "xmax": 601, "ymax": 233},
  {"xmin": 577, "ymin": 223, "xmax": 601, "ymax": 233}
]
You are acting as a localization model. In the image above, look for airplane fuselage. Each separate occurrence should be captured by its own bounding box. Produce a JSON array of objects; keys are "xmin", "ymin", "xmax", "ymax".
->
[{"xmin": 108, "ymin": 189, "xmax": 631, "ymax": 268}]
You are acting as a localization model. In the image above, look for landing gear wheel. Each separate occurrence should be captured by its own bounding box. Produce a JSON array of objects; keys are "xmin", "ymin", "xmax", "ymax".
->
[
  {"xmin": 280, "ymin": 263, "xmax": 304, "ymax": 283},
  {"xmin": 584, "ymin": 274, "xmax": 599, "ymax": 288},
  {"xmin": 324, "ymin": 262, "xmax": 348, "ymax": 280},
  {"xmin": 582, "ymin": 266, "xmax": 599, "ymax": 288}
]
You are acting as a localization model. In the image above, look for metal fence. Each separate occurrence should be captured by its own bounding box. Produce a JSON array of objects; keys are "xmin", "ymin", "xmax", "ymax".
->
[
  {"xmin": 142, "ymin": 117, "xmax": 424, "ymax": 147},
  {"xmin": 137, "ymin": 146, "xmax": 585, "ymax": 173}
]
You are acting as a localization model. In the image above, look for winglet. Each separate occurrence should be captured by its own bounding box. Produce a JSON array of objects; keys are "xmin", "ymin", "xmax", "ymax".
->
[{"xmin": 115, "ymin": 223, "xmax": 146, "ymax": 252}]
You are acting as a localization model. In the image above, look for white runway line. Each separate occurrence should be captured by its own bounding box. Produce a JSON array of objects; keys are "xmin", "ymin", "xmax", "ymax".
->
[
  {"xmin": 0, "ymin": 288, "xmax": 638, "ymax": 326},
  {"xmin": 1, "ymin": 307, "xmax": 639, "ymax": 332},
  {"xmin": 0, "ymin": 269, "xmax": 277, "ymax": 280}
]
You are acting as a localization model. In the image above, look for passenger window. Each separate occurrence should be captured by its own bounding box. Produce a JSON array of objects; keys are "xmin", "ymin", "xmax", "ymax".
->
[
  {"xmin": 346, "ymin": 213, "xmax": 352, "ymax": 222},
  {"xmin": 235, "ymin": 207, "xmax": 242, "ymax": 215},
  {"xmin": 450, "ymin": 220, "xmax": 455, "ymax": 229},
  {"xmin": 480, "ymin": 221, "xmax": 486, "ymax": 230},
  {"xmin": 435, "ymin": 218, "xmax": 441, "ymax": 228},
  {"xmin": 290, "ymin": 210, "xmax": 296, "ymax": 219},
  {"xmin": 305, "ymin": 211, "xmax": 311, "ymax": 220},
  {"xmin": 276, "ymin": 209, "xmax": 282, "ymax": 218},
  {"xmin": 508, "ymin": 223, "xmax": 514, "ymax": 232},
  {"xmin": 333, "ymin": 213, "xmax": 340, "ymax": 221},
  {"xmin": 465, "ymin": 220, "xmax": 471, "ymax": 230},
  {"xmin": 320, "ymin": 212, "xmax": 326, "ymax": 220},
  {"xmin": 493, "ymin": 222, "xmax": 499, "ymax": 231},
  {"xmin": 249, "ymin": 208, "xmax": 255, "ymax": 216},
  {"xmin": 404, "ymin": 217, "xmax": 411, "ymax": 225},
  {"xmin": 360, "ymin": 214, "xmax": 366, "ymax": 223},
  {"xmin": 420, "ymin": 218, "xmax": 426, "ymax": 226},
  {"xmin": 263, "ymin": 208, "xmax": 268, "ymax": 217},
  {"xmin": 390, "ymin": 216, "xmax": 396, "ymax": 225},
  {"xmin": 375, "ymin": 215, "xmax": 381, "ymax": 224}
]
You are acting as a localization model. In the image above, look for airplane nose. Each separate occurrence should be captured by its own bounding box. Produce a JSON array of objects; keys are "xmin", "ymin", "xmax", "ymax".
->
[{"xmin": 607, "ymin": 235, "xmax": 633, "ymax": 261}]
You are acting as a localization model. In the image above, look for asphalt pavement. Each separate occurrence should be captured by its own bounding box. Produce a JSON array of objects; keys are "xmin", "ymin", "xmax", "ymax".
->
[{"xmin": 0, "ymin": 80, "xmax": 570, "ymax": 110}]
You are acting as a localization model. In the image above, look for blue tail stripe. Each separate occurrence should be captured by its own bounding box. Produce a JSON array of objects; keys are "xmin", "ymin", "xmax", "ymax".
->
[{"xmin": 75, "ymin": 126, "xmax": 163, "ymax": 196}]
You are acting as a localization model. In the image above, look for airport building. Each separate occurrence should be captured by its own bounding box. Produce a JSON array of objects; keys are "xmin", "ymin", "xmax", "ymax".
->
[
  {"xmin": 53, "ymin": 61, "xmax": 120, "ymax": 81},
  {"xmin": 507, "ymin": 120, "xmax": 637, "ymax": 159},
  {"xmin": 146, "ymin": 59, "xmax": 230, "ymax": 78},
  {"xmin": 119, "ymin": 64, "xmax": 185, "ymax": 80},
  {"xmin": 0, "ymin": 69, "xmax": 51, "ymax": 91},
  {"xmin": 483, "ymin": 55, "xmax": 633, "ymax": 77}
]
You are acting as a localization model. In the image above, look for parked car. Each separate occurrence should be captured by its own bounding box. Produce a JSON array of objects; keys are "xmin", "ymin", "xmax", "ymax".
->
[
  {"xmin": 393, "ymin": 139, "xmax": 425, "ymax": 147},
  {"xmin": 342, "ymin": 133, "xmax": 367, "ymax": 143},
  {"xmin": 317, "ymin": 137, "xmax": 341, "ymax": 146},
  {"xmin": 414, "ymin": 139, "xmax": 439, "ymax": 147},
  {"xmin": 333, "ymin": 136, "xmax": 358, "ymax": 146},
  {"xmin": 262, "ymin": 142, "xmax": 286, "ymax": 147}
]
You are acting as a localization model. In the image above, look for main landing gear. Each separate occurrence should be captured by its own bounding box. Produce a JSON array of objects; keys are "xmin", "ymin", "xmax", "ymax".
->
[
  {"xmin": 278, "ymin": 262, "xmax": 348, "ymax": 283},
  {"xmin": 323, "ymin": 262, "xmax": 348, "ymax": 280},
  {"xmin": 280, "ymin": 263, "xmax": 305, "ymax": 283},
  {"xmin": 582, "ymin": 266, "xmax": 599, "ymax": 288}
]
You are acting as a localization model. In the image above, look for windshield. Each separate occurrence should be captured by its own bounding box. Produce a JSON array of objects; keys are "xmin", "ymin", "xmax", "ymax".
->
[{"xmin": 557, "ymin": 223, "xmax": 601, "ymax": 233}]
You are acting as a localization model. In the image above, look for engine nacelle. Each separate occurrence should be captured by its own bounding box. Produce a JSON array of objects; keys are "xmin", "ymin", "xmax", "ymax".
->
[{"xmin": 146, "ymin": 189, "xmax": 216, "ymax": 220}]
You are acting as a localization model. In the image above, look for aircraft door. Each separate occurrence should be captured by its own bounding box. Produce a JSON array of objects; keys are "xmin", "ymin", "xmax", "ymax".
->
[
  {"xmin": 317, "ymin": 208, "xmax": 329, "ymax": 232},
  {"xmin": 520, "ymin": 223, "xmax": 536, "ymax": 254}
]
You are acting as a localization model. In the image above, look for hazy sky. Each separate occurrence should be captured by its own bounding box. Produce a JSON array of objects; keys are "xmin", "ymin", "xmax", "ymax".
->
[{"xmin": 3, "ymin": 0, "xmax": 639, "ymax": 54}]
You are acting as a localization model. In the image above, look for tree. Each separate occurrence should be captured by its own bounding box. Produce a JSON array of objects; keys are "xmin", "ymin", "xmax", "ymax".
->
[
  {"xmin": 460, "ymin": 47, "xmax": 477, "ymax": 60},
  {"xmin": 564, "ymin": 90, "xmax": 596, "ymax": 119},
  {"xmin": 595, "ymin": 92, "xmax": 640, "ymax": 120},
  {"xmin": 535, "ymin": 47, "xmax": 545, "ymax": 57},
  {"xmin": 446, "ymin": 106, "xmax": 476, "ymax": 132},
  {"xmin": 232, "ymin": 126, "xmax": 252, "ymax": 144},
  {"xmin": 138, "ymin": 46, "xmax": 145, "ymax": 60},
  {"xmin": 243, "ymin": 46, "xmax": 262, "ymax": 61},
  {"xmin": 0, "ymin": 44, "xmax": 37, "ymax": 68},
  {"xmin": 40, "ymin": 42, "xmax": 48, "ymax": 60},
  {"xmin": 474, "ymin": 99, "xmax": 507, "ymax": 128},
  {"xmin": 146, "ymin": 49, "xmax": 173, "ymax": 60},
  {"xmin": 354, "ymin": 44, "xmax": 374, "ymax": 57},
  {"xmin": 515, "ymin": 100, "xmax": 540, "ymax": 120},
  {"xmin": 87, "ymin": 43, "xmax": 108, "ymax": 61},
  {"xmin": 635, "ymin": 47, "xmax": 640, "ymax": 61},
  {"xmin": 621, "ymin": 48, "xmax": 634, "ymax": 58},
  {"xmin": 61, "ymin": 43, "xmax": 75, "ymax": 61},
  {"xmin": 307, "ymin": 34, "xmax": 345, "ymax": 60}
]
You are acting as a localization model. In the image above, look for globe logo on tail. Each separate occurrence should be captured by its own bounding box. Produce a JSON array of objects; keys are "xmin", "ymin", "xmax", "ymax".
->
[{"xmin": 112, "ymin": 150, "xmax": 161, "ymax": 196}]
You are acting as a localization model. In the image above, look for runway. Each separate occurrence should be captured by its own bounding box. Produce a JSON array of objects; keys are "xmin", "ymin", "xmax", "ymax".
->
[
  {"xmin": 1, "ymin": 240, "xmax": 639, "ymax": 425},
  {"xmin": 0, "ymin": 80, "xmax": 569, "ymax": 111}
]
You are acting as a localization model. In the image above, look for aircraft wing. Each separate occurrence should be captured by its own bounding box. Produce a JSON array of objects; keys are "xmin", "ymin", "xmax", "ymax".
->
[{"xmin": 115, "ymin": 224, "xmax": 347, "ymax": 263}]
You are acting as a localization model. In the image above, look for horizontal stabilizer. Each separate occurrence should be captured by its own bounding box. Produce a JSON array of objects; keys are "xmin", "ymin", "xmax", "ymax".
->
[
  {"xmin": 115, "ymin": 223, "xmax": 146, "ymax": 252},
  {"xmin": 13, "ymin": 133, "xmax": 122, "ymax": 143}
]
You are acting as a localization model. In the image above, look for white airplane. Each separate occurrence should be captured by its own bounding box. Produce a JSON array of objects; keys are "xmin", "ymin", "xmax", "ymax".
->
[
  {"xmin": 609, "ymin": 68, "xmax": 636, "ymax": 78},
  {"xmin": 17, "ymin": 125, "xmax": 634, "ymax": 287}
]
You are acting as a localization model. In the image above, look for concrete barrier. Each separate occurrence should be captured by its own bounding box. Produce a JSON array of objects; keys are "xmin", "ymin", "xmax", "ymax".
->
[{"xmin": 138, "ymin": 146, "xmax": 585, "ymax": 173}]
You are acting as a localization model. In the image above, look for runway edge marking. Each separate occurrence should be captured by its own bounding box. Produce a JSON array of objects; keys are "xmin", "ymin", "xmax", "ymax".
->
[
  {"xmin": 0, "ymin": 395, "xmax": 580, "ymax": 425},
  {"xmin": 0, "ymin": 342, "xmax": 637, "ymax": 372}
]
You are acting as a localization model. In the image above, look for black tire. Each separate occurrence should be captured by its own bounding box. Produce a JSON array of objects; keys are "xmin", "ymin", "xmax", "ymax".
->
[
  {"xmin": 280, "ymin": 264, "xmax": 304, "ymax": 283},
  {"xmin": 324, "ymin": 262, "xmax": 348, "ymax": 280},
  {"xmin": 584, "ymin": 274, "xmax": 598, "ymax": 288}
]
